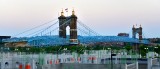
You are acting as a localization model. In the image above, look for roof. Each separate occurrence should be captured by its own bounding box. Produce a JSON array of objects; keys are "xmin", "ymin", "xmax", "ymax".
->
[{"xmin": 0, "ymin": 36, "xmax": 11, "ymax": 39}]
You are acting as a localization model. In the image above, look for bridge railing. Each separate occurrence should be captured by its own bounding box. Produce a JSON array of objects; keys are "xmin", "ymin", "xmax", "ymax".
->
[
  {"xmin": 125, "ymin": 62, "xmax": 138, "ymax": 69},
  {"xmin": 147, "ymin": 58, "xmax": 158, "ymax": 69}
]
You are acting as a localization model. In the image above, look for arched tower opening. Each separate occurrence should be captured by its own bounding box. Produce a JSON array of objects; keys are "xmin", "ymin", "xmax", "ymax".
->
[{"xmin": 66, "ymin": 26, "xmax": 70, "ymax": 37}]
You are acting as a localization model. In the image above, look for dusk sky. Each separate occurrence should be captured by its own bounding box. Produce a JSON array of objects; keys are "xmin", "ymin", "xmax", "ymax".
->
[{"xmin": 0, "ymin": 0, "xmax": 160, "ymax": 38}]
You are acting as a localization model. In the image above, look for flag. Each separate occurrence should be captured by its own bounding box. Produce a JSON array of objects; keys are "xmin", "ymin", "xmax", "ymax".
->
[{"xmin": 65, "ymin": 8, "xmax": 68, "ymax": 12}]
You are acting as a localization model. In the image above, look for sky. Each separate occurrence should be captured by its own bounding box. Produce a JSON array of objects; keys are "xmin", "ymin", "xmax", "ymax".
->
[{"xmin": 0, "ymin": 0, "xmax": 160, "ymax": 38}]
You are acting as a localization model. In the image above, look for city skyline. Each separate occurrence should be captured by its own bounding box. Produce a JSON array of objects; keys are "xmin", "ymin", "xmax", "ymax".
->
[{"xmin": 0, "ymin": 0, "xmax": 160, "ymax": 38}]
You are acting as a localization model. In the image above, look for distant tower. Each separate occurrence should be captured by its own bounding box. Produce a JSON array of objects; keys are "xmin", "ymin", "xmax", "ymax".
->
[
  {"xmin": 132, "ymin": 25, "xmax": 143, "ymax": 40},
  {"xmin": 58, "ymin": 9, "xmax": 78, "ymax": 44}
]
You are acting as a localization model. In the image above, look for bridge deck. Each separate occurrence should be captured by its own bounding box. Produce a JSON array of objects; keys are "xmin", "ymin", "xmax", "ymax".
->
[{"xmin": 3, "ymin": 36, "xmax": 150, "ymax": 46}]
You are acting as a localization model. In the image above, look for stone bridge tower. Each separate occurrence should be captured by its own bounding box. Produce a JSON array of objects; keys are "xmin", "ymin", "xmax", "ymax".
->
[
  {"xmin": 132, "ymin": 25, "xmax": 143, "ymax": 40},
  {"xmin": 58, "ymin": 9, "xmax": 78, "ymax": 44}
]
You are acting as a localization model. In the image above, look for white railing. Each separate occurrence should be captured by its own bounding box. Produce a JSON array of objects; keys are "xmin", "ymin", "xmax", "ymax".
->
[
  {"xmin": 148, "ymin": 58, "xmax": 158, "ymax": 69},
  {"xmin": 152, "ymin": 58, "xmax": 157, "ymax": 65},
  {"xmin": 125, "ymin": 62, "xmax": 138, "ymax": 69}
]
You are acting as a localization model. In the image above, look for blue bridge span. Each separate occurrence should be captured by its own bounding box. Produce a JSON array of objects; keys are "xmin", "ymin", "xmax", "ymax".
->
[{"xmin": 4, "ymin": 35, "xmax": 150, "ymax": 46}]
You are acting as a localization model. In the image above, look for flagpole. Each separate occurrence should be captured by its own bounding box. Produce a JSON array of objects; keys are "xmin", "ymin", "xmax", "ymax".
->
[
  {"xmin": 65, "ymin": 8, "xmax": 68, "ymax": 17},
  {"xmin": 67, "ymin": 8, "xmax": 68, "ymax": 17}
]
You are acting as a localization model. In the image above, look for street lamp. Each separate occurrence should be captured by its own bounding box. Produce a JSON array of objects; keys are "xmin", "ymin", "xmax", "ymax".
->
[
  {"xmin": 26, "ymin": 48, "xmax": 30, "ymax": 54},
  {"xmin": 154, "ymin": 47, "xmax": 158, "ymax": 52},
  {"xmin": 144, "ymin": 48, "xmax": 148, "ymax": 49},
  {"xmin": 155, "ymin": 47, "xmax": 158, "ymax": 48},
  {"xmin": 144, "ymin": 48, "xmax": 148, "ymax": 58},
  {"xmin": 154, "ymin": 47, "xmax": 158, "ymax": 57},
  {"xmin": 108, "ymin": 48, "xmax": 112, "ymax": 69},
  {"xmin": 154, "ymin": 47, "xmax": 158, "ymax": 53},
  {"xmin": 15, "ymin": 48, "xmax": 18, "ymax": 52},
  {"xmin": 63, "ymin": 48, "xmax": 67, "ymax": 55},
  {"xmin": 154, "ymin": 46, "xmax": 160, "ymax": 58},
  {"xmin": 144, "ymin": 48, "xmax": 148, "ymax": 51},
  {"xmin": 108, "ymin": 47, "xmax": 114, "ymax": 69},
  {"xmin": 108, "ymin": 48, "xmax": 111, "ymax": 50}
]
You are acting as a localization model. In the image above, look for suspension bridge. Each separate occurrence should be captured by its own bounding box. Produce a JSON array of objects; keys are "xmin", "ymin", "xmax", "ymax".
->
[{"xmin": 3, "ymin": 9, "xmax": 150, "ymax": 46}]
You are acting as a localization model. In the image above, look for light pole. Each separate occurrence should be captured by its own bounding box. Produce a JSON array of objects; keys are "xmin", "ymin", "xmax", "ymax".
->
[
  {"xmin": 108, "ymin": 47, "xmax": 113, "ymax": 69},
  {"xmin": 26, "ymin": 48, "xmax": 30, "ymax": 54},
  {"xmin": 63, "ymin": 48, "xmax": 67, "ymax": 55},
  {"xmin": 15, "ymin": 48, "xmax": 18, "ymax": 52},
  {"xmin": 154, "ymin": 47, "xmax": 158, "ymax": 51},
  {"xmin": 1, "ymin": 47, "xmax": 3, "ymax": 53},
  {"xmin": 144, "ymin": 48, "xmax": 148, "ymax": 58},
  {"xmin": 154, "ymin": 47, "xmax": 158, "ymax": 57}
]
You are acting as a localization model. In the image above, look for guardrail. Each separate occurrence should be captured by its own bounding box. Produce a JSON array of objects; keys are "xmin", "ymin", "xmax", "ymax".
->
[
  {"xmin": 148, "ymin": 58, "xmax": 158, "ymax": 69},
  {"xmin": 152, "ymin": 58, "xmax": 157, "ymax": 65},
  {"xmin": 125, "ymin": 62, "xmax": 138, "ymax": 69}
]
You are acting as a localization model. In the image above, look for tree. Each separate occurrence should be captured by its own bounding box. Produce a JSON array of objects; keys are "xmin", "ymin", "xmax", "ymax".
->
[
  {"xmin": 124, "ymin": 45, "xmax": 132, "ymax": 52},
  {"xmin": 154, "ymin": 45, "xmax": 160, "ymax": 54},
  {"xmin": 139, "ymin": 45, "xmax": 148, "ymax": 58}
]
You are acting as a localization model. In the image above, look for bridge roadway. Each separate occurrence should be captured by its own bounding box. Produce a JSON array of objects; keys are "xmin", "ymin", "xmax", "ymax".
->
[
  {"xmin": 3, "ymin": 36, "xmax": 150, "ymax": 46},
  {"xmin": 78, "ymin": 36, "xmax": 149, "ymax": 44}
]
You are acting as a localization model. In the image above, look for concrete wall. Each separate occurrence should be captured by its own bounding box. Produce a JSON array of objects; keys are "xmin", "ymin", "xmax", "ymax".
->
[
  {"xmin": 139, "ymin": 64, "xmax": 147, "ymax": 69},
  {"xmin": 41, "ymin": 63, "xmax": 125, "ymax": 69}
]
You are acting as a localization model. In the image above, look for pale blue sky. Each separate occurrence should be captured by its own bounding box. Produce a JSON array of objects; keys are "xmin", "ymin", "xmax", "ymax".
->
[{"xmin": 0, "ymin": 0, "xmax": 160, "ymax": 38}]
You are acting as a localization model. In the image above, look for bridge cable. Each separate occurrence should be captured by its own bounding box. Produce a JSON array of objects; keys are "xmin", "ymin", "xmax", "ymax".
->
[
  {"xmin": 77, "ymin": 20, "xmax": 103, "ymax": 44},
  {"xmin": 13, "ymin": 19, "xmax": 57, "ymax": 37},
  {"xmin": 28, "ymin": 19, "xmax": 71, "ymax": 46},
  {"xmin": 41, "ymin": 19, "xmax": 71, "ymax": 36},
  {"xmin": 27, "ymin": 21, "xmax": 59, "ymax": 37},
  {"xmin": 77, "ymin": 20, "xmax": 101, "ymax": 36}
]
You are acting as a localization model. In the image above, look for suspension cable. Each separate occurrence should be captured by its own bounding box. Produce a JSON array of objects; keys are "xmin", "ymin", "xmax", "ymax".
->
[
  {"xmin": 35, "ymin": 19, "xmax": 71, "ymax": 37},
  {"xmin": 27, "ymin": 21, "xmax": 59, "ymax": 37},
  {"xmin": 13, "ymin": 19, "xmax": 57, "ymax": 37},
  {"xmin": 77, "ymin": 20, "xmax": 101, "ymax": 36}
]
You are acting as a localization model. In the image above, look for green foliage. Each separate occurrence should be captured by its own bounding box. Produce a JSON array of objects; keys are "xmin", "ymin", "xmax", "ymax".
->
[
  {"xmin": 6, "ymin": 44, "xmax": 156, "ymax": 56},
  {"xmin": 154, "ymin": 45, "xmax": 160, "ymax": 54},
  {"xmin": 4, "ymin": 45, "xmax": 103, "ymax": 53},
  {"xmin": 124, "ymin": 45, "xmax": 132, "ymax": 51},
  {"xmin": 93, "ymin": 45, "xmax": 103, "ymax": 50},
  {"xmin": 139, "ymin": 45, "xmax": 148, "ymax": 57}
]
